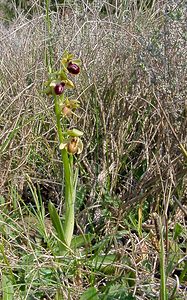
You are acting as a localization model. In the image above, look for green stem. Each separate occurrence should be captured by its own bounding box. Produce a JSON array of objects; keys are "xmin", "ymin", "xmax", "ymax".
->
[
  {"xmin": 54, "ymin": 95, "xmax": 75, "ymax": 248},
  {"xmin": 160, "ymin": 222, "xmax": 168, "ymax": 300},
  {"xmin": 45, "ymin": 0, "xmax": 76, "ymax": 250}
]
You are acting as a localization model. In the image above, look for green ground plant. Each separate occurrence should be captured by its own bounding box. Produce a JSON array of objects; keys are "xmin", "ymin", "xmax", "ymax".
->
[
  {"xmin": 44, "ymin": 49, "xmax": 83, "ymax": 251},
  {"xmin": 0, "ymin": 0, "xmax": 187, "ymax": 299}
]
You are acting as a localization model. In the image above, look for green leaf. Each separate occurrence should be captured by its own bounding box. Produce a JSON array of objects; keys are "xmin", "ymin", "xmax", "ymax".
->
[
  {"xmin": 80, "ymin": 287, "xmax": 99, "ymax": 300},
  {"xmin": 166, "ymin": 253, "xmax": 178, "ymax": 277},
  {"xmin": 107, "ymin": 291, "xmax": 135, "ymax": 300},
  {"xmin": 173, "ymin": 223, "xmax": 183, "ymax": 240},
  {"xmin": 92, "ymin": 254, "xmax": 117, "ymax": 274},
  {"xmin": 55, "ymin": 289, "xmax": 64, "ymax": 300},
  {"xmin": 179, "ymin": 259, "xmax": 187, "ymax": 282},
  {"xmin": 2, "ymin": 274, "xmax": 14, "ymax": 300},
  {"xmin": 48, "ymin": 201, "xmax": 66, "ymax": 250},
  {"xmin": 105, "ymin": 284, "xmax": 135, "ymax": 300},
  {"xmin": 71, "ymin": 233, "xmax": 95, "ymax": 249}
]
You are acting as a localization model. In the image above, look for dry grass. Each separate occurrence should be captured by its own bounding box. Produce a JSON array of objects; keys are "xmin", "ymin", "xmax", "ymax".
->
[{"xmin": 0, "ymin": 0, "xmax": 187, "ymax": 299}]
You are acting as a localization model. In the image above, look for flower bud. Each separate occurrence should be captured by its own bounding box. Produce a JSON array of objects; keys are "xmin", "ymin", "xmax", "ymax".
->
[{"xmin": 62, "ymin": 106, "xmax": 72, "ymax": 116}]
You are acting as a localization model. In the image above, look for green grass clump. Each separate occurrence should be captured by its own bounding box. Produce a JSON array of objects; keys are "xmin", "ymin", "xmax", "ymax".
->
[{"xmin": 0, "ymin": 0, "xmax": 187, "ymax": 299}]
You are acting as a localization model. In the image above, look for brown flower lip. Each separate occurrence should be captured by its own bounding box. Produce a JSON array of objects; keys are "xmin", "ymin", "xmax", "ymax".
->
[
  {"xmin": 67, "ymin": 62, "xmax": 80, "ymax": 75},
  {"xmin": 54, "ymin": 82, "xmax": 65, "ymax": 95},
  {"xmin": 67, "ymin": 137, "xmax": 78, "ymax": 154},
  {"xmin": 59, "ymin": 135, "xmax": 83, "ymax": 155}
]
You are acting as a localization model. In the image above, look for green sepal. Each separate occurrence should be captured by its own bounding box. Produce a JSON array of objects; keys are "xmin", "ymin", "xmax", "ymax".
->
[
  {"xmin": 67, "ymin": 128, "xmax": 83, "ymax": 137},
  {"xmin": 59, "ymin": 70, "xmax": 68, "ymax": 81}
]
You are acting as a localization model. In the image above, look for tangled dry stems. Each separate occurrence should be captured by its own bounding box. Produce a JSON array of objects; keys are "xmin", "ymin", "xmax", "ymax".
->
[
  {"xmin": 0, "ymin": 0, "xmax": 186, "ymax": 226},
  {"xmin": 0, "ymin": 1, "xmax": 186, "ymax": 298}
]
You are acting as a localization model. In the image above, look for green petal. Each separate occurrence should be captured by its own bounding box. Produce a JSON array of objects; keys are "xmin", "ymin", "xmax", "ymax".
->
[
  {"xmin": 59, "ymin": 138, "xmax": 70, "ymax": 150},
  {"xmin": 72, "ymin": 59, "xmax": 81, "ymax": 65},
  {"xmin": 49, "ymin": 80, "xmax": 57, "ymax": 87},
  {"xmin": 65, "ymin": 79, "xmax": 74, "ymax": 88},
  {"xmin": 77, "ymin": 139, "xmax": 83, "ymax": 154},
  {"xmin": 59, "ymin": 143, "xmax": 66, "ymax": 150}
]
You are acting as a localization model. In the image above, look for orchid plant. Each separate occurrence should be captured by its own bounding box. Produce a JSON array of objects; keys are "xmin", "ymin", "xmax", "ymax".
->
[{"xmin": 44, "ymin": 51, "xmax": 82, "ymax": 251}]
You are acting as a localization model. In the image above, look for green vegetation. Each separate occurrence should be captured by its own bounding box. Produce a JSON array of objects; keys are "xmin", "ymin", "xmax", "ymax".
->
[{"xmin": 0, "ymin": 0, "xmax": 186, "ymax": 299}]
